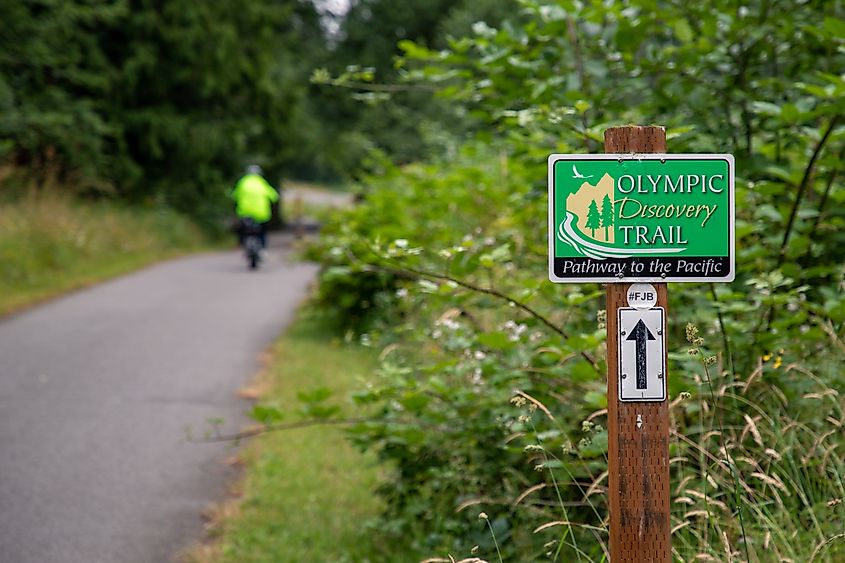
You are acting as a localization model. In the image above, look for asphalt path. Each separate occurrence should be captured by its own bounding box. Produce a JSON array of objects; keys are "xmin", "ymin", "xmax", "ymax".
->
[{"xmin": 0, "ymin": 237, "xmax": 317, "ymax": 562}]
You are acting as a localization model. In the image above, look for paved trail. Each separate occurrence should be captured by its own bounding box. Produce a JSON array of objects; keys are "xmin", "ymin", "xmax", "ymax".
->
[{"xmin": 0, "ymin": 238, "xmax": 317, "ymax": 562}]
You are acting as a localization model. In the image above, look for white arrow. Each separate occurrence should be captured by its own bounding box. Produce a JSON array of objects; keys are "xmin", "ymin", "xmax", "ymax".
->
[
  {"xmin": 572, "ymin": 165, "xmax": 593, "ymax": 179},
  {"xmin": 636, "ymin": 414, "xmax": 644, "ymax": 429}
]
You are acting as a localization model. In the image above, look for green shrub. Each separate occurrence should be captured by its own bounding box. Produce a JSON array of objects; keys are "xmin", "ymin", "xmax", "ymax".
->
[{"xmin": 303, "ymin": 0, "xmax": 845, "ymax": 560}]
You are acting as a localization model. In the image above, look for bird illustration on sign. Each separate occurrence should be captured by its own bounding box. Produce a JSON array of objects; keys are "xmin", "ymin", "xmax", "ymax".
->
[{"xmin": 571, "ymin": 165, "xmax": 593, "ymax": 179}]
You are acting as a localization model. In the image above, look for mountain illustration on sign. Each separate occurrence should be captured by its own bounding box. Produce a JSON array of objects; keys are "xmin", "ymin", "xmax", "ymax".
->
[
  {"xmin": 557, "ymin": 167, "xmax": 686, "ymax": 259},
  {"xmin": 565, "ymin": 173, "xmax": 615, "ymax": 243}
]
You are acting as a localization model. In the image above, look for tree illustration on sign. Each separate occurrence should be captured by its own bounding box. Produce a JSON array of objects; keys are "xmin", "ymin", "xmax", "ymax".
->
[
  {"xmin": 600, "ymin": 194, "xmax": 614, "ymax": 240},
  {"xmin": 586, "ymin": 199, "xmax": 601, "ymax": 238}
]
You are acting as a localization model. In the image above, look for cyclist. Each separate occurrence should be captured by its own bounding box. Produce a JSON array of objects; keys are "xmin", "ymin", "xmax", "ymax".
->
[{"xmin": 230, "ymin": 165, "xmax": 279, "ymax": 250}]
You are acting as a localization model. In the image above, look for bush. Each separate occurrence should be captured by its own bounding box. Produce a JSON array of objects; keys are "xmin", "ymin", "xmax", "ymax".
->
[{"xmin": 304, "ymin": 1, "xmax": 845, "ymax": 560}]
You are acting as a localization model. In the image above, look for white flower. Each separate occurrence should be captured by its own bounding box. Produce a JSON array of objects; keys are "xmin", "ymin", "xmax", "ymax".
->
[
  {"xmin": 474, "ymin": 350, "xmax": 486, "ymax": 360},
  {"xmin": 396, "ymin": 288, "xmax": 408, "ymax": 298},
  {"xmin": 436, "ymin": 318, "xmax": 460, "ymax": 331},
  {"xmin": 471, "ymin": 368, "xmax": 483, "ymax": 384},
  {"xmin": 394, "ymin": 239, "xmax": 408, "ymax": 248}
]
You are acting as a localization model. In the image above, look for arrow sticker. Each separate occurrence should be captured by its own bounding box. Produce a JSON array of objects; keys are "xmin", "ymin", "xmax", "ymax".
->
[
  {"xmin": 618, "ymin": 308, "xmax": 666, "ymax": 402},
  {"xmin": 626, "ymin": 319, "xmax": 656, "ymax": 389}
]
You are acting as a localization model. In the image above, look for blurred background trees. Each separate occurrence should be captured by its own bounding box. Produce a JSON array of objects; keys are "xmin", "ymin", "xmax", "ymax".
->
[
  {"xmin": 1, "ymin": 0, "xmax": 327, "ymax": 226},
  {"xmin": 0, "ymin": 0, "xmax": 516, "ymax": 225}
]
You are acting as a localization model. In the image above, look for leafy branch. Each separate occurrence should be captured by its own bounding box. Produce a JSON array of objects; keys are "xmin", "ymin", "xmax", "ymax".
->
[
  {"xmin": 189, "ymin": 417, "xmax": 376, "ymax": 443},
  {"xmin": 357, "ymin": 250, "xmax": 601, "ymax": 373}
]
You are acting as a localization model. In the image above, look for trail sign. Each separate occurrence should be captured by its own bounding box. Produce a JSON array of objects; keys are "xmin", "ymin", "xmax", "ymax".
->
[
  {"xmin": 618, "ymin": 308, "xmax": 666, "ymax": 402},
  {"xmin": 548, "ymin": 154, "xmax": 734, "ymax": 283}
]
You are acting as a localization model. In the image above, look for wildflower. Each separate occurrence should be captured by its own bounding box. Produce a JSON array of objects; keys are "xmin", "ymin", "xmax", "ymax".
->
[
  {"xmin": 762, "ymin": 353, "xmax": 772, "ymax": 362},
  {"xmin": 471, "ymin": 368, "xmax": 482, "ymax": 384},
  {"xmin": 502, "ymin": 320, "xmax": 527, "ymax": 341},
  {"xmin": 773, "ymin": 356, "xmax": 783, "ymax": 369},
  {"xmin": 561, "ymin": 440, "xmax": 573, "ymax": 455},
  {"xmin": 478, "ymin": 512, "xmax": 488, "ymax": 520},
  {"xmin": 578, "ymin": 437, "xmax": 591, "ymax": 448},
  {"xmin": 827, "ymin": 498, "xmax": 842, "ymax": 507},
  {"xmin": 510, "ymin": 396, "xmax": 528, "ymax": 408},
  {"xmin": 581, "ymin": 420, "xmax": 595, "ymax": 432},
  {"xmin": 679, "ymin": 391, "xmax": 692, "ymax": 401},
  {"xmin": 437, "ymin": 318, "xmax": 460, "ymax": 331},
  {"xmin": 534, "ymin": 464, "xmax": 545, "ymax": 472},
  {"xmin": 474, "ymin": 350, "xmax": 487, "ymax": 361},
  {"xmin": 394, "ymin": 239, "xmax": 408, "ymax": 249},
  {"xmin": 523, "ymin": 444, "xmax": 544, "ymax": 453},
  {"xmin": 685, "ymin": 323, "xmax": 699, "ymax": 343},
  {"xmin": 704, "ymin": 355, "xmax": 717, "ymax": 366},
  {"xmin": 687, "ymin": 348, "xmax": 699, "ymax": 356},
  {"xmin": 396, "ymin": 288, "xmax": 408, "ymax": 299}
]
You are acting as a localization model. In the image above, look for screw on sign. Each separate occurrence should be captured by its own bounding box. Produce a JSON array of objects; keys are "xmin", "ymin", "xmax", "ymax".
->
[{"xmin": 547, "ymin": 125, "xmax": 735, "ymax": 562}]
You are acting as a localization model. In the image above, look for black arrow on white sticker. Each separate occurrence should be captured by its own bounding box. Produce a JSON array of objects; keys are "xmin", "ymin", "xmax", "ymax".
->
[{"xmin": 626, "ymin": 319, "xmax": 656, "ymax": 389}]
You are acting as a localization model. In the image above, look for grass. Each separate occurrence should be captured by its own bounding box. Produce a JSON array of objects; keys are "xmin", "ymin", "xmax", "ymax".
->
[
  {"xmin": 0, "ymin": 194, "xmax": 216, "ymax": 316},
  {"xmin": 184, "ymin": 309, "xmax": 408, "ymax": 563}
]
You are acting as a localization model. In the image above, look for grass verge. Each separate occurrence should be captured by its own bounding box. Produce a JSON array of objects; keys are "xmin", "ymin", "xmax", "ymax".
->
[
  {"xmin": 184, "ymin": 309, "xmax": 407, "ymax": 563},
  {"xmin": 0, "ymin": 195, "xmax": 217, "ymax": 316}
]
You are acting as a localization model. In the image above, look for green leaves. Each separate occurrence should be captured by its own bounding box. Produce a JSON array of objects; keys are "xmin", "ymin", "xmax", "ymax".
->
[{"xmin": 308, "ymin": 0, "xmax": 845, "ymax": 558}]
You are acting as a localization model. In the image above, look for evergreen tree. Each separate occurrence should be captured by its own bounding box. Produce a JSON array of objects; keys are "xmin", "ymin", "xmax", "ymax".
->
[
  {"xmin": 600, "ymin": 194, "xmax": 614, "ymax": 240},
  {"xmin": 586, "ymin": 199, "xmax": 600, "ymax": 238},
  {"xmin": 0, "ymin": 0, "xmax": 328, "ymax": 222}
]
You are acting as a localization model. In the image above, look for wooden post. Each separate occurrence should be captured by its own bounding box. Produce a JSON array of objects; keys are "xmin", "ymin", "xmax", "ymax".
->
[{"xmin": 604, "ymin": 126, "xmax": 671, "ymax": 562}]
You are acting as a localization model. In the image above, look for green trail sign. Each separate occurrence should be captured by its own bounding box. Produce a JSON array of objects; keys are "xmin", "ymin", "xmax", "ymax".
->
[{"xmin": 548, "ymin": 154, "xmax": 735, "ymax": 283}]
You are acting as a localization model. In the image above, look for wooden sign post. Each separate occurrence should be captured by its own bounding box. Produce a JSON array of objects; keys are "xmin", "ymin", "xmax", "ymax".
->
[
  {"xmin": 548, "ymin": 125, "xmax": 734, "ymax": 561},
  {"xmin": 605, "ymin": 126, "xmax": 670, "ymax": 562}
]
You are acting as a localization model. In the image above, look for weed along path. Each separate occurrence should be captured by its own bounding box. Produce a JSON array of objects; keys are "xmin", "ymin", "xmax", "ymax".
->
[{"xmin": 0, "ymin": 235, "xmax": 317, "ymax": 563}]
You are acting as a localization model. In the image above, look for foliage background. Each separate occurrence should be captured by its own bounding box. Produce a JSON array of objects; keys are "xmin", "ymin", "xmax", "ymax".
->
[
  {"xmin": 304, "ymin": 0, "xmax": 845, "ymax": 561},
  {"xmin": 4, "ymin": 0, "xmax": 845, "ymax": 561}
]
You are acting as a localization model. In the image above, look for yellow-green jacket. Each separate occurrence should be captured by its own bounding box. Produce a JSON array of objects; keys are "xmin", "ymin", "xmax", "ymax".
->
[{"xmin": 230, "ymin": 174, "xmax": 279, "ymax": 223}]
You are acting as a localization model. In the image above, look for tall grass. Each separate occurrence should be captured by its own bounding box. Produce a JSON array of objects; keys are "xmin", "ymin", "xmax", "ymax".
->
[
  {"xmin": 506, "ymin": 328, "xmax": 845, "ymax": 563},
  {"xmin": 182, "ymin": 310, "xmax": 415, "ymax": 563},
  {"xmin": 0, "ymin": 194, "xmax": 212, "ymax": 314}
]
